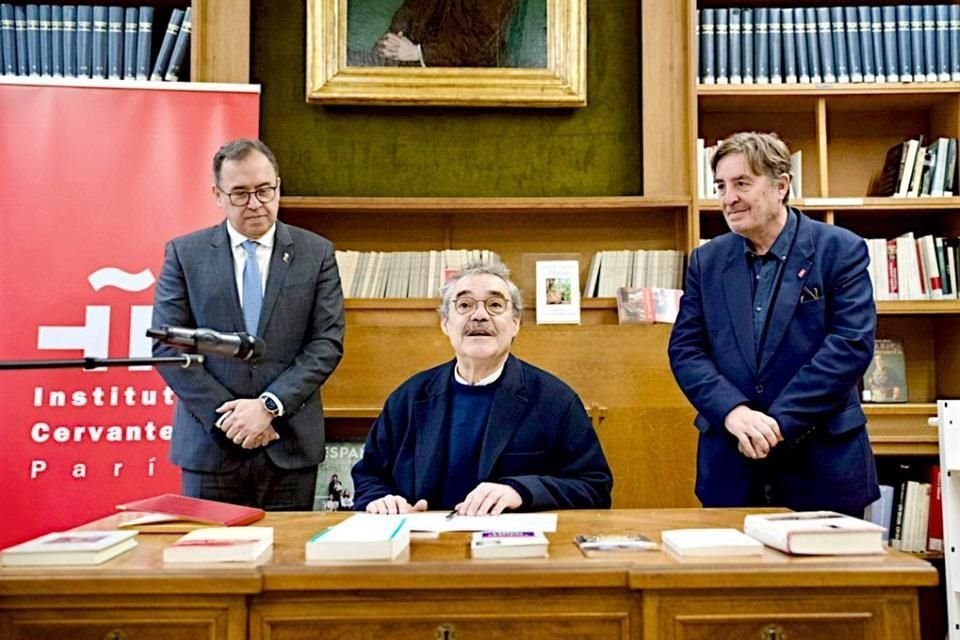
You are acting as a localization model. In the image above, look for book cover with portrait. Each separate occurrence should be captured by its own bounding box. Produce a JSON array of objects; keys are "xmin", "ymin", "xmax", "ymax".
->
[
  {"xmin": 314, "ymin": 439, "xmax": 365, "ymax": 511},
  {"xmin": 862, "ymin": 338, "xmax": 908, "ymax": 403},
  {"xmin": 535, "ymin": 260, "xmax": 581, "ymax": 324}
]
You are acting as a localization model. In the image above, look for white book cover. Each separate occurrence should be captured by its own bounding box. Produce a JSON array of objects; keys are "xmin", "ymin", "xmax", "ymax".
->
[
  {"xmin": 743, "ymin": 511, "xmax": 885, "ymax": 555},
  {"xmin": 661, "ymin": 528, "xmax": 762, "ymax": 557},
  {"xmin": 162, "ymin": 526, "xmax": 273, "ymax": 564},
  {"xmin": 306, "ymin": 514, "xmax": 410, "ymax": 561},
  {"xmin": 535, "ymin": 260, "xmax": 580, "ymax": 325},
  {"xmin": 2, "ymin": 529, "xmax": 138, "ymax": 566},
  {"xmin": 470, "ymin": 530, "xmax": 549, "ymax": 559}
]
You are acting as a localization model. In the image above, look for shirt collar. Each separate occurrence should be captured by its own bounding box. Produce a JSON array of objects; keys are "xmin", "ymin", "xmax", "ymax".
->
[
  {"xmin": 226, "ymin": 220, "xmax": 277, "ymax": 250},
  {"xmin": 744, "ymin": 208, "xmax": 797, "ymax": 262},
  {"xmin": 454, "ymin": 360, "xmax": 506, "ymax": 386}
]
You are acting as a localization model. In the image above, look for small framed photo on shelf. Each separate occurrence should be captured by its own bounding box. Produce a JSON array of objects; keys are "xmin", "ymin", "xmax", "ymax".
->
[
  {"xmin": 862, "ymin": 338, "xmax": 908, "ymax": 403},
  {"xmin": 535, "ymin": 260, "xmax": 580, "ymax": 325}
]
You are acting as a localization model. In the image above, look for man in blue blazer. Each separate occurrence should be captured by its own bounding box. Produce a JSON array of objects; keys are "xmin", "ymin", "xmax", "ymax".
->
[
  {"xmin": 669, "ymin": 132, "xmax": 879, "ymax": 516},
  {"xmin": 352, "ymin": 262, "xmax": 612, "ymax": 515},
  {"xmin": 152, "ymin": 139, "xmax": 345, "ymax": 510}
]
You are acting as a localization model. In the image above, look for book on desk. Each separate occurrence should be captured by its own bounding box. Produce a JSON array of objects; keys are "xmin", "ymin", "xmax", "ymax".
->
[
  {"xmin": 743, "ymin": 511, "xmax": 886, "ymax": 555},
  {"xmin": 306, "ymin": 514, "xmax": 410, "ymax": 561},
  {"xmin": 1, "ymin": 529, "xmax": 137, "ymax": 566},
  {"xmin": 163, "ymin": 527, "xmax": 273, "ymax": 564},
  {"xmin": 661, "ymin": 528, "xmax": 763, "ymax": 557},
  {"xmin": 116, "ymin": 493, "xmax": 265, "ymax": 531}
]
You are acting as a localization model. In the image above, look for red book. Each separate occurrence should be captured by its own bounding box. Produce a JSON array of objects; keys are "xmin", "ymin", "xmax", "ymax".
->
[
  {"xmin": 116, "ymin": 494, "xmax": 265, "ymax": 527},
  {"xmin": 927, "ymin": 466, "xmax": 943, "ymax": 552}
]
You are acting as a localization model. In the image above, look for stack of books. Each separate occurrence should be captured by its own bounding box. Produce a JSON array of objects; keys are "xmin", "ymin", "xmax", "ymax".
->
[{"xmin": 1, "ymin": 529, "xmax": 137, "ymax": 566}]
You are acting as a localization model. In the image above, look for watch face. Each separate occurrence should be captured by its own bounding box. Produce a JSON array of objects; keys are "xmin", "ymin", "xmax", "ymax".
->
[{"xmin": 262, "ymin": 396, "xmax": 279, "ymax": 414}]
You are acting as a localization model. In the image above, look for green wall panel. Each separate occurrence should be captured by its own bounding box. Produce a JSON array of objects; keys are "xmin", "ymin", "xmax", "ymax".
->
[{"xmin": 252, "ymin": 0, "xmax": 641, "ymax": 197}]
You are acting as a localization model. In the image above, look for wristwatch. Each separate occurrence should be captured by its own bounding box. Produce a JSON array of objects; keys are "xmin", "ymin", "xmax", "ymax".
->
[{"xmin": 260, "ymin": 394, "xmax": 282, "ymax": 418}]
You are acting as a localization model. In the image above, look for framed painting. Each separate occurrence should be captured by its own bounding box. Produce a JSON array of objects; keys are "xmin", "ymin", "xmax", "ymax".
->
[{"xmin": 307, "ymin": 0, "xmax": 587, "ymax": 107}]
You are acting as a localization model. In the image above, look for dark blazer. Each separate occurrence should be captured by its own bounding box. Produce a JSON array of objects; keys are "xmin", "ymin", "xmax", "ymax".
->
[
  {"xmin": 352, "ymin": 354, "xmax": 613, "ymax": 511},
  {"xmin": 152, "ymin": 220, "xmax": 345, "ymax": 472},
  {"xmin": 668, "ymin": 210, "xmax": 879, "ymax": 514}
]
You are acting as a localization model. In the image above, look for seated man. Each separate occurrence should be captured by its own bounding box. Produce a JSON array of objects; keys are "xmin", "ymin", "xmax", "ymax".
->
[{"xmin": 352, "ymin": 261, "xmax": 613, "ymax": 515}]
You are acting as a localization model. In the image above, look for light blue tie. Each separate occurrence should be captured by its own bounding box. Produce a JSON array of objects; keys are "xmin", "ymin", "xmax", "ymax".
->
[{"xmin": 241, "ymin": 240, "xmax": 262, "ymax": 335}]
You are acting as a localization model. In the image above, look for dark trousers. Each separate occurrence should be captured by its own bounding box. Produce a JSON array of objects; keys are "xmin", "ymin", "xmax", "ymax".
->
[{"xmin": 181, "ymin": 451, "xmax": 317, "ymax": 511}]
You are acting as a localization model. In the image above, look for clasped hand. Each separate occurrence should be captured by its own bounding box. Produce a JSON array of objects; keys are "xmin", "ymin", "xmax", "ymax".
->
[
  {"xmin": 366, "ymin": 482, "xmax": 523, "ymax": 516},
  {"xmin": 724, "ymin": 405, "xmax": 783, "ymax": 459},
  {"xmin": 215, "ymin": 398, "xmax": 280, "ymax": 449}
]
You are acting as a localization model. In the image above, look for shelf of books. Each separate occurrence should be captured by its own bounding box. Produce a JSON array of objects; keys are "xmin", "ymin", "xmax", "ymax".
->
[{"xmin": 0, "ymin": 0, "xmax": 247, "ymax": 84}]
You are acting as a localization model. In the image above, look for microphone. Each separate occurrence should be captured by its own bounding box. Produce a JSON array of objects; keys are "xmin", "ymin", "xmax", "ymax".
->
[{"xmin": 147, "ymin": 327, "xmax": 265, "ymax": 361}]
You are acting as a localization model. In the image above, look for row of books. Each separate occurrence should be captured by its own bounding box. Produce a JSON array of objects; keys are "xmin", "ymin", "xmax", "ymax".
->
[
  {"xmin": 0, "ymin": 4, "xmax": 191, "ymax": 81},
  {"xmin": 335, "ymin": 249, "xmax": 502, "ymax": 300},
  {"xmin": 874, "ymin": 136, "xmax": 958, "ymax": 198},
  {"xmin": 697, "ymin": 139, "xmax": 803, "ymax": 200},
  {"xmin": 698, "ymin": 5, "xmax": 960, "ymax": 85},
  {"xmin": 582, "ymin": 250, "xmax": 685, "ymax": 298},
  {"xmin": 866, "ymin": 232, "xmax": 960, "ymax": 301},
  {"xmin": 865, "ymin": 465, "xmax": 943, "ymax": 553}
]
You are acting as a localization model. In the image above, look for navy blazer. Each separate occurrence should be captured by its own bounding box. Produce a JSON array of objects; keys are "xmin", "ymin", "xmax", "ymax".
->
[
  {"xmin": 152, "ymin": 220, "xmax": 345, "ymax": 472},
  {"xmin": 668, "ymin": 210, "xmax": 879, "ymax": 514},
  {"xmin": 352, "ymin": 355, "xmax": 613, "ymax": 511}
]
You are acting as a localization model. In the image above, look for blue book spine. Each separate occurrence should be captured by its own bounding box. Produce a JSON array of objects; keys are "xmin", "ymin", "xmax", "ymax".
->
[
  {"xmin": 951, "ymin": 5, "xmax": 960, "ymax": 81},
  {"xmin": 871, "ymin": 6, "xmax": 886, "ymax": 83},
  {"xmin": 0, "ymin": 4, "xmax": 16, "ymax": 75},
  {"xmin": 741, "ymin": 8, "xmax": 754, "ymax": 84},
  {"xmin": 844, "ymin": 6, "xmax": 862, "ymax": 82},
  {"xmin": 793, "ymin": 7, "xmax": 809, "ymax": 83},
  {"xmin": 51, "ymin": 4, "xmax": 61, "ymax": 76},
  {"xmin": 38, "ymin": 4, "xmax": 50, "ymax": 76},
  {"xmin": 716, "ymin": 8, "xmax": 728, "ymax": 84},
  {"xmin": 897, "ymin": 4, "xmax": 913, "ymax": 82},
  {"xmin": 13, "ymin": 4, "xmax": 26, "ymax": 75},
  {"xmin": 817, "ymin": 7, "xmax": 836, "ymax": 83},
  {"xmin": 769, "ymin": 7, "xmax": 782, "ymax": 83},
  {"xmin": 76, "ymin": 4, "xmax": 91, "ymax": 78},
  {"xmin": 805, "ymin": 7, "xmax": 821, "ymax": 83},
  {"xmin": 136, "ymin": 5, "xmax": 154, "ymax": 80},
  {"xmin": 755, "ymin": 7, "xmax": 769, "ymax": 84},
  {"xmin": 931, "ymin": 4, "xmax": 945, "ymax": 82},
  {"xmin": 910, "ymin": 5, "xmax": 925, "ymax": 82},
  {"xmin": 25, "ymin": 4, "xmax": 39, "ymax": 76},
  {"xmin": 150, "ymin": 7, "xmax": 182, "ymax": 81},
  {"xmin": 163, "ymin": 5, "xmax": 189, "ymax": 81},
  {"xmin": 883, "ymin": 6, "xmax": 900, "ymax": 82},
  {"xmin": 91, "ymin": 5, "xmax": 107, "ymax": 79},
  {"xmin": 699, "ymin": 8, "xmax": 715, "ymax": 84},
  {"xmin": 123, "ymin": 6, "xmax": 137, "ymax": 80},
  {"xmin": 729, "ymin": 8, "xmax": 742, "ymax": 84},
  {"xmin": 857, "ymin": 6, "xmax": 875, "ymax": 83},
  {"xmin": 62, "ymin": 4, "xmax": 75, "ymax": 77},
  {"xmin": 781, "ymin": 8, "xmax": 797, "ymax": 83},
  {"xmin": 830, "ymin": 6, "xmax": 849, "ymax": 83},
  {"xmin": 107, "ymin": 5, "xmax": 122, "ymax": 79}
]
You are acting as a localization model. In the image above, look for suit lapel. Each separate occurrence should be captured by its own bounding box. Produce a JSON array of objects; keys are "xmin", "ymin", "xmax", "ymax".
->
[
  {"xmin": 478, "ymin": 357, "xmax": 527, "ymax": 480},
  {"xmin": 211, "ymin": 222, "xmax": 247, "ymax": 332},
  {"xmin": 759, "ymin": 214, "xmax": 815, "ymax": 375},
  {"xmin": 258, "ymin": 222, "xmax": 293, "ymax": 334},
  {"xmin": 722, "ymin": 246, "xmax": 759, "ymax": 376},
  {"xmin": 413, "ymin": 364, "xmax": 452, "ymax": 501}
]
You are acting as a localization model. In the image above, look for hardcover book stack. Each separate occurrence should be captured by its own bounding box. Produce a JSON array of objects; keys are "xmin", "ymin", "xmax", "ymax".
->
[
  {"xmin": 865, "ymin": 232, "xmax": 960, "ymax": 301},
  {"xmin": 0, "ymin": 3, "xmax": 192, "ymax": 81},
  {"xmin": 698, "ymin": 5, "xmax": 960, "ymax": 86}
]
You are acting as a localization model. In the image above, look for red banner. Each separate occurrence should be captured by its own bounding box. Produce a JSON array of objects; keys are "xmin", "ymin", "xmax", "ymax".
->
[{"xmin": 0, "ymin": 82, "xmax": 260, "ymax": 548}]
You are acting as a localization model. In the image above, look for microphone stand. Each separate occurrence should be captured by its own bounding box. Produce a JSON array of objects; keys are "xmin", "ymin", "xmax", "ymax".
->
[{"xmin": 0, "ymin": 354, "xmax": 204, "ymax": 370}]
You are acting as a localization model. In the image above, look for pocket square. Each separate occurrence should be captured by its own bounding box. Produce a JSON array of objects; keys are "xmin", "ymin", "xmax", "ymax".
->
[{"xmin": 799, "ymin": 286, "xmax": 822, "ymax": 303}]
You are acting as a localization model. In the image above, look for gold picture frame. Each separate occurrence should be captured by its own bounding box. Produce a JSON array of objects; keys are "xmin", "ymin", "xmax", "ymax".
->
[{"xmin": 306, "ymin": 0, "xmax": 587, "ymax": 108}]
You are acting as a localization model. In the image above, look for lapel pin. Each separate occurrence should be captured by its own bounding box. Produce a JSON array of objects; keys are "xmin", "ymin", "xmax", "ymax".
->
[
  {"xmin": 797, "ymin": 268, "xmax": 807, "ymax": 278},
  {"xmin": 283, "ymin": 252, "xmax": 290, "ymax": 263}
]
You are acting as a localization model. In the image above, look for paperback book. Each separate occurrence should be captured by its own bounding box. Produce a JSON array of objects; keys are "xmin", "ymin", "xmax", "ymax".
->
[
  {"xmin": 306, "ymin": 514, "xmax": 410, "ymax": 561},
  {"xmin": 1, "ymin": 530, "xmax": 137, "ymax": 566},
  {"xmin": 162, "ymin": 527, "xmax": 274, "ymax": 563},
  {"xmin": 535, "ymin": 259, "xmax": 581, "ymax": 325},
  {"xmin": 661, "ymin": 528, "xmax": 763, "ymax": 557},
  {"xmin": 743, "ymin": 511, "xmax": 885, "ymax": 555},
  {"xmin": 861, "ymin": 338, "xmax": 908, "ymax": 403},
  {"xmin": 314, "ymin": 438, "xmax": 364, "ymax": 512},
  {"xmin": 470, "ymin": 531, "xmax": 549, "ymax": 559},
  {"xmin": 575, "ymin": 533, "xmax": 658, "ymax": 552}
]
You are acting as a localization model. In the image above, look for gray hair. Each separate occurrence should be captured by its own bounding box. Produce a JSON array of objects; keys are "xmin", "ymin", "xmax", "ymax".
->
[
  {"xmin": 438, "ymin": 261, "xmax": 523, "ymax": 319},
  {"xmin": 212, "ymin": 138, "xmax": 280, "ymax": 185},
  {"xmin": 711, "ymin": 131, "xmax": 793, "ymax": 205}
]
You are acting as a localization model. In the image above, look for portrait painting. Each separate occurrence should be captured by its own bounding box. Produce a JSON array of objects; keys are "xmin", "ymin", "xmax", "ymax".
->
[{"xmin": 307, "ymin": 0, "xmax": 586, "ymax": 107}]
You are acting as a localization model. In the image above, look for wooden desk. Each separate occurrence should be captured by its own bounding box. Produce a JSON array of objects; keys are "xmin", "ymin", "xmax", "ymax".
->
[{"xmin": 0, "ymin": 509, "xmax": 937, "ymax": 640}]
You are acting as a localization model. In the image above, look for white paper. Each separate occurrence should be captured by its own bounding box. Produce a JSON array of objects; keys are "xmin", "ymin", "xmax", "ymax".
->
[{"xmin": 404, "ymin": 512, "xmax": 558, "ymax": 533}]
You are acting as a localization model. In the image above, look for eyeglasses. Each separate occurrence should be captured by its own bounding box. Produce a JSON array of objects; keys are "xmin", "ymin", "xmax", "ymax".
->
[
  {"xmin": 452, "ymin": 295, "xmax": 510, "ymax": 316},
  {"xmin": 218, "ymin": 182, "xmax": 279, "ymax": 207}
]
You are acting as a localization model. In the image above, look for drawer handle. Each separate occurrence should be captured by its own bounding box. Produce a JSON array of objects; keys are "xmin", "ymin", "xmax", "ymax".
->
[
  {"xmin": 761, "ymin": 623, "xmax": 786, "ymax": 640},
  {"xmin": 103, "ymin": 631, "xmax": 128, "ymax": 640},
  {"xmin": 435, "ymin": 623, "xmax": 456, "ymax": 640}
]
